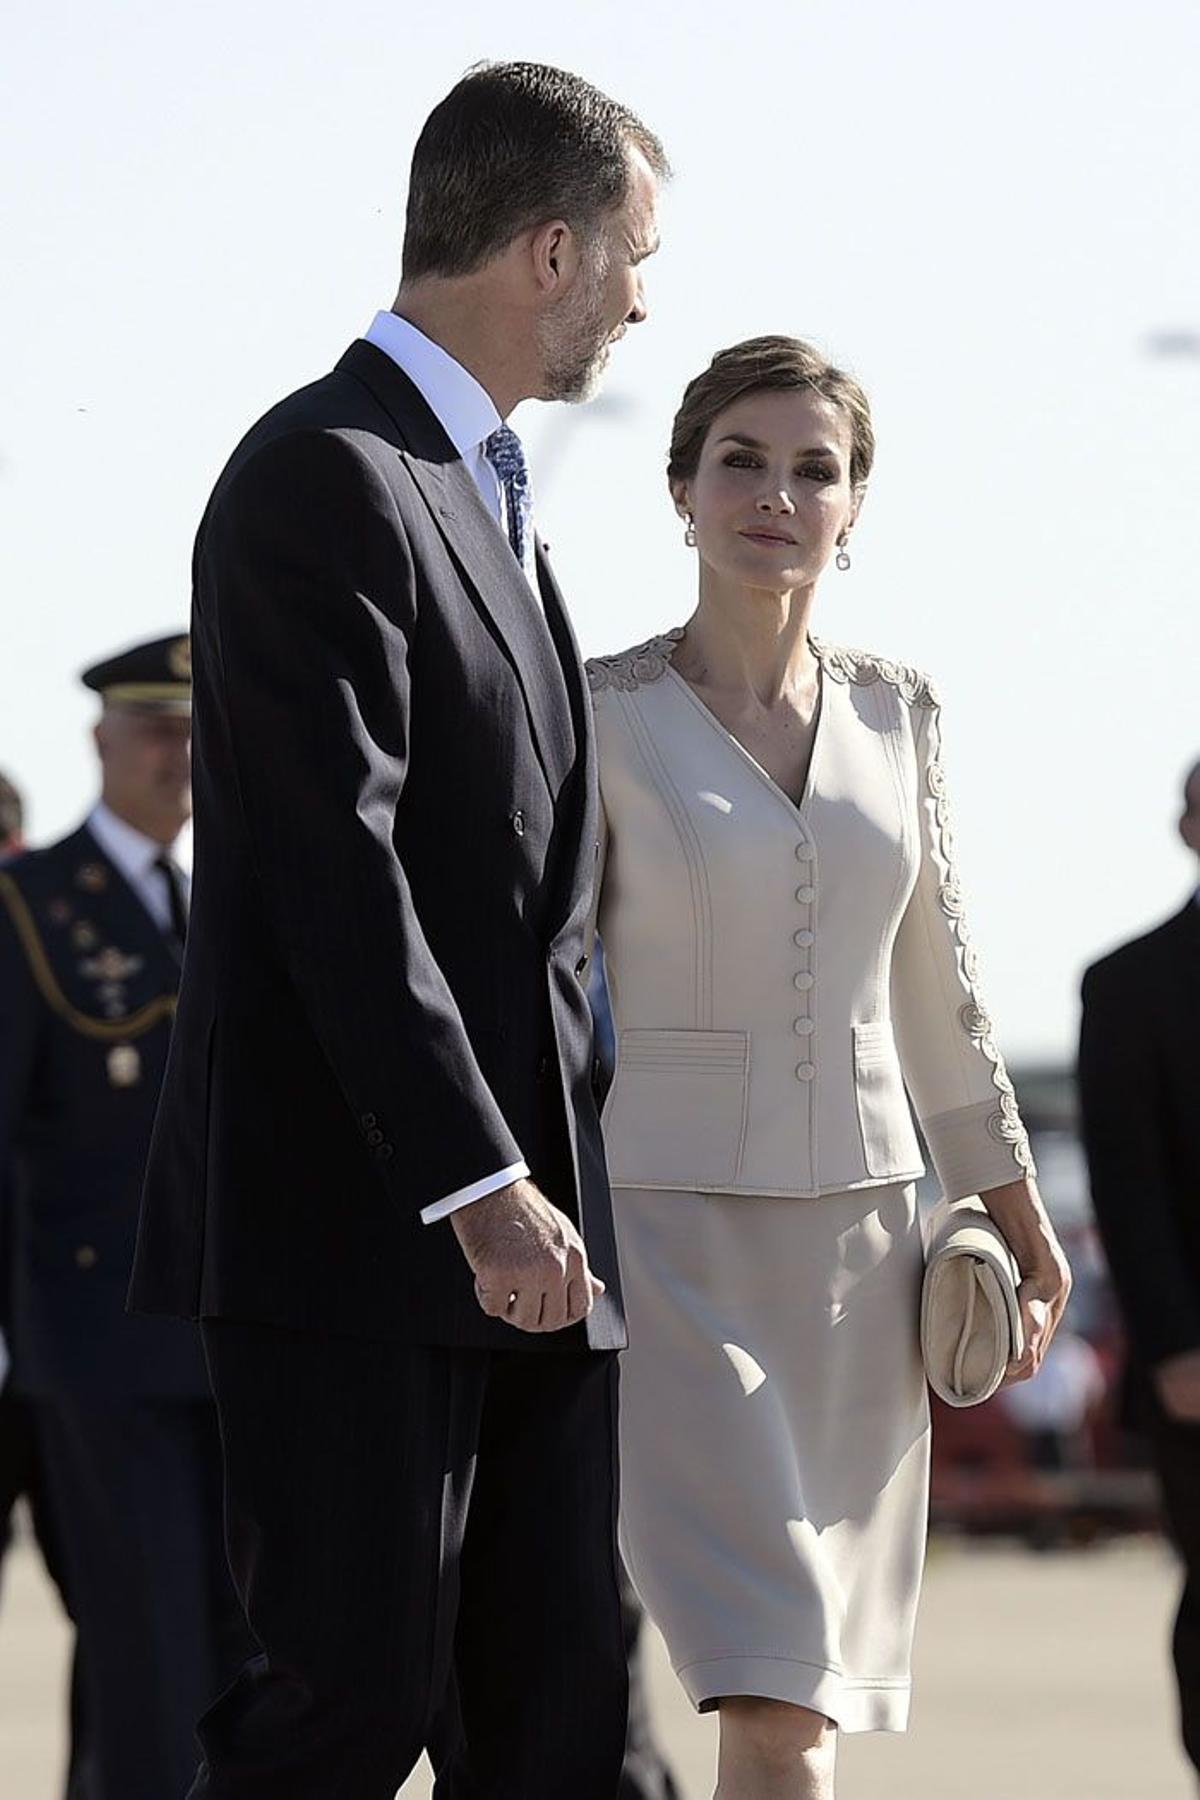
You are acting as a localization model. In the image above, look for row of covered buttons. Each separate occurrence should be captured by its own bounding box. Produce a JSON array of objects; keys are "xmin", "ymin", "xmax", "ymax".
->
[
  {"xmin": 793, "ymin": 840, "xmax": 816, "ymax": 1080},
  {"xmin": 360, "ymin": 1111, "xmax": 394, "ymax": 1161}
]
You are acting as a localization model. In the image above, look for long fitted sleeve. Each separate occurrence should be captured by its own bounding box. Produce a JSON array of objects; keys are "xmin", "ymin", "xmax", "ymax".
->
[{"xmin": 890, "ymin": 695, "xmax": 1034, "ymax": 1199}]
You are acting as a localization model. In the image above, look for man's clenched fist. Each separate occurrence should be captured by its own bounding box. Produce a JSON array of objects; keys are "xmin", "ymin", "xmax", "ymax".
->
[{"xmin": 451, "ymin": 1177, "xmax": 604, "ymax": 1333}]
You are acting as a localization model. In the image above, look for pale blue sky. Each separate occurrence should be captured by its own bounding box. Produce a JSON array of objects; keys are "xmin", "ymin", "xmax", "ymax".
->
[{"xmin": 3, "ymin": 0, "xmax": 1198, "ymax": 1060}]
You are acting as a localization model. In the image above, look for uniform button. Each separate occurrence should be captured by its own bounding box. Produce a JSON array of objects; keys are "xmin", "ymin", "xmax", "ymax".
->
[
  {"xmin": 795, "ymin": 886, "xmax": 816, "ymax": 904},
  {"xmin": 511, "ymin": 810, "xmax": 525, "ymax": 836},
  {"xmin": 793, "ymin": 1017, "xmax": 815, "ymax": 1035},
  {"xmin": 366, "ymin": 1128, "xmax": 384, "ymax": 1147},
  {"xmin": 795, "ymin": 1062, "xmax": 816, "ymax": 1081},
  {"xmin": 75, "ymin": 1245, "xmax": 98, "ymax": 1270},
  {"xmin": 793, "ymin": 972, "xmax": 815, "ymax": 992},
  {"xmin": 794, "ymin": 929, "xmax": 814, "ymax": 948},
  {"xmin": 795, "ymin": 843, "xmax": 816, "ymax": 862},
  {"xmin": 361, "ymin": 1112, "xmax": 377, "ymax": 1130},
  {"xmin": 376, "ymin": 1143, "xmax": 394, "ymax": 1161}
]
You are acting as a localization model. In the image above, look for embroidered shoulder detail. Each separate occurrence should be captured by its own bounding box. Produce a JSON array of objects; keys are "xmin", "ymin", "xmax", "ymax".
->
[
  {"xmin": 923, "ymin": 711, "xmax": 1036, "ymax": 1178},
  {"xmin": 811, "ymin": 638, "xmax": 939, "ymax": 709},
  {"xmin": 586, "ymin": 628, "xmax": 686, "ymax": 695}
]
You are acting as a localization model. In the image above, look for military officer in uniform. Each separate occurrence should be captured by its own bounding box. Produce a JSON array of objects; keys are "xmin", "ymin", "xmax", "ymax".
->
[{"xmin": 0, "ymin": 637, "xmax": 248, "ymax": 1799}]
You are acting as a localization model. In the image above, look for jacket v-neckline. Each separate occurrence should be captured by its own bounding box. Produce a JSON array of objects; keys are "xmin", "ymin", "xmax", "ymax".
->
[{"xmin": 663, "ymin": 652, "xmax": 827, "ymax": 824}]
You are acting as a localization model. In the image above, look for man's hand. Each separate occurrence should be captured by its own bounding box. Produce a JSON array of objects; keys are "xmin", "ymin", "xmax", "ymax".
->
[
  {"xmin": 450, "ymin": 1177, "xmax": 604, "ymax": 1333},
  {"xmin": 1154, "ymin": 1348, "xmax": 1200, "ymax": 1424}
]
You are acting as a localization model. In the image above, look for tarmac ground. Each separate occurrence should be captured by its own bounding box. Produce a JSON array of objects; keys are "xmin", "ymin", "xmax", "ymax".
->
[{"xmin": 1, "ymin": 1523, "xmax": 1195, "ymax": 1799}]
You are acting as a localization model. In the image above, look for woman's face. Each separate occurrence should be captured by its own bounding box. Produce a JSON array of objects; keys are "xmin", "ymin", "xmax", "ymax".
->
[{"xmin": 677, "ymin": 388, "xmax": 860, "ymax": 594}]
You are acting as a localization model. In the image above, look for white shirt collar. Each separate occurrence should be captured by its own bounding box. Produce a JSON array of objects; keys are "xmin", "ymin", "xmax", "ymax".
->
[
  {"xmin": 86, "ymin": 801, "xmax": 191, "ymax": 884},
  {"xmin": 363, "ymin": 311, "xmax": 501, "ymax": 460}
]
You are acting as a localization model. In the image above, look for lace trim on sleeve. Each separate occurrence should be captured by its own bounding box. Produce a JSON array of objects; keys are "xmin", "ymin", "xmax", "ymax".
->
[{"xmin": 815, "ymin": 638, "xmax": 1035, "ymax": 1179}]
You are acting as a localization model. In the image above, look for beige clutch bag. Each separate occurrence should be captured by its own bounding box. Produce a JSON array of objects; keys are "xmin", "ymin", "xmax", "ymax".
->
[{"xmin": 921, "ymin": 1198, "xmax": 1024, "ymax": 1408}]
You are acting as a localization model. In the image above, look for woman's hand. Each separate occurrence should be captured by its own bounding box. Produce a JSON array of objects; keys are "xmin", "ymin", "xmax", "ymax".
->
[{"xmin": 977, "ymin": 1177, "xmax": 1072, "ymax": 1383}]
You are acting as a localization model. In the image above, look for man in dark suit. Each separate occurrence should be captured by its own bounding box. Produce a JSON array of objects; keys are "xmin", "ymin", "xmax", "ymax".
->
[
  {"xmin": 0, "ymin": 641, "xmax": 249, "ymax": 1799},
  {"xmin": 1078, "ymin": 759, "xmax": 1200, "ymax": 1776},
  {"xmin": 130, "ymin": 63, "xmax": 666, "ymax": 1800}
]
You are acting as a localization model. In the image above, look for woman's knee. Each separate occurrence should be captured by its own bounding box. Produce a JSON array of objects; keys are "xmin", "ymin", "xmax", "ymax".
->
[{"xmin": 719, "ymin": 1695, "xmax": 836, "ymax": 1764}]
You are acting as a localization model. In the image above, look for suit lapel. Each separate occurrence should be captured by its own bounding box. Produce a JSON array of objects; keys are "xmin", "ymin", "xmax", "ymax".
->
[
  {"xmin": 401, "ymin": 454, "xmax": 575, "ymax": 795},
  {"xmin": 536, "ymin": 541, "xmax": 599, "ymax": 941},
  {"xmin": 336, "ymin": 341, "xmax": 574, "ymax": 797}
]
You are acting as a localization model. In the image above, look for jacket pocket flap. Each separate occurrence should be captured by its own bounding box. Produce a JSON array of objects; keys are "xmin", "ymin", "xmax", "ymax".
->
[{"xmin": 603, "ymin": 1029, "xmax": 750, "ymax": 1188}]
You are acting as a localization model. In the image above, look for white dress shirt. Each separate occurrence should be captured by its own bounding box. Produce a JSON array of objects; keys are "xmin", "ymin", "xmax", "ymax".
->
[
  {"xmin": 363, "ymin": 310, "xmax": 531, "ymax": 1224},
  {"xmin": 86, "ymin": 801, "xmax": 192, "ymax": 935}
]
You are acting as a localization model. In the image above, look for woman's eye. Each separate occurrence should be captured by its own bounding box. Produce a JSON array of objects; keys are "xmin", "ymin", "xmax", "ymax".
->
[
  {"xmin": 722, "ymin": 452, "xmax": 760, "ymax": 469},
  {"xmin": 800, "ymin": 464, "xmax": 837, "ymax": 482}
]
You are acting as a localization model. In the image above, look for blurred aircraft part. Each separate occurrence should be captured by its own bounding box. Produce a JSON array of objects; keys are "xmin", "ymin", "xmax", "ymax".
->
[{"xmin": 1144, "ymin": 330, "xmax": 1200, "ymax": 358}]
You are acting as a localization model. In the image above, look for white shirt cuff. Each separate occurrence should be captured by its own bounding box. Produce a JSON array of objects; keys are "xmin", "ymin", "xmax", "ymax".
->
[{"xmin": 419, "ymin": 1161, "xmax": 530, "ymax": 1225}]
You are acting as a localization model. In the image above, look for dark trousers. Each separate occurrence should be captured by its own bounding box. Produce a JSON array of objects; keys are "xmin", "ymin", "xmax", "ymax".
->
[
  {"xmin": 0, "ymin": 1383, "xmax": 91, "ymax": 1798},
  {"xmin": 425, "ymin": 1561, "xmax": 679, "ymax": 1800},
  {"xmin": 195, "ymin": 1322, "xmax": 628, "ymax": 1800},
  {"xmin": 1151, "ymin": 1413, "xmax": 1200, "ymax": 1775},
  {"xmin": 30, "ymin": 1394, "xmax": 251, "ymax": 1800}
]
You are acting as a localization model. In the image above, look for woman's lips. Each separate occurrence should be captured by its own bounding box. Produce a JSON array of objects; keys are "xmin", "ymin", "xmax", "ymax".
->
[{"xmin": 739, "ymin": 529, "xmax": 797, "ymax": 546}]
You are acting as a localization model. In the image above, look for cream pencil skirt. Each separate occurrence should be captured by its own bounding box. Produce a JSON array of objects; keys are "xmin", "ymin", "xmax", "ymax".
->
[{"xmin": 615, "ymin": 1182, "xmax": 930, "ymax": 1734}]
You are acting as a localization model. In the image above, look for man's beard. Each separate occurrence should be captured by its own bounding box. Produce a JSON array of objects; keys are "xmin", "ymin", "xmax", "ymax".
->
[{"xmin": 537, "ymin": 248, "xmax": 614, "ymax": 404}]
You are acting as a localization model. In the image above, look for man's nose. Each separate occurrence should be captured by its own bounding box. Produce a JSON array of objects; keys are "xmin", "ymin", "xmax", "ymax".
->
[{"xmin": 627, "ymin": 275, "xmax": 648, "ymax": 326}]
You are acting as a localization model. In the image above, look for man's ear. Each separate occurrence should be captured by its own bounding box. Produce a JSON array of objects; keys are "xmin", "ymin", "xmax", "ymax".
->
[{"xmin": 528, "ymin": 219, "xmax": 577, "ymax": 295}]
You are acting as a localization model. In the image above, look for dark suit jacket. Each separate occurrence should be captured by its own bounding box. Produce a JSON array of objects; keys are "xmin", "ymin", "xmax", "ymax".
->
[
  {"xmin": 129, "ymin": 341, "xmax": 622, "ymax": 1351},
  {"xmin": 0, "ymin": 825, "xmax": 208, "ymax": 1396},
  {"xmin": 1078, "ymin": 900, "xmax": 1200, "ymax": 1370}
]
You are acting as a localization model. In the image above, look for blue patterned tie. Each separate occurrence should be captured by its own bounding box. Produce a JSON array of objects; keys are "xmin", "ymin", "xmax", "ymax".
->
[{"xmin": 484, "ymin": 423, "xmax": 538, "ymax": 589}]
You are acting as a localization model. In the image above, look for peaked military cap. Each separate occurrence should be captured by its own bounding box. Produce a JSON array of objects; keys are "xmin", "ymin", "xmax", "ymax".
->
[{"xmin": 81, "ymin": 633, "xmax": 191, "ymax": 716}]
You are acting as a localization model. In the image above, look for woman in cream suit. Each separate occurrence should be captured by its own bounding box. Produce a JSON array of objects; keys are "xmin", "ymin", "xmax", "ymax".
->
[{"xmin": 587, "ymin": 337, "xmax": 1071, "ymax": 1800}]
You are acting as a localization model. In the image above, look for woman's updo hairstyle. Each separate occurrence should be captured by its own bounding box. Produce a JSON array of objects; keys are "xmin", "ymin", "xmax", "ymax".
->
[{"xmin": 667, "ymin": 335, "xmax": 875, "ymax": 493}]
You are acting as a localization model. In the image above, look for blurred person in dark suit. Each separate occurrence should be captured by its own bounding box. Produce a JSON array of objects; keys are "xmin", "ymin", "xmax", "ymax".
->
[
  {"xmin": 1079, "ymin": 758, "xmax": 1200, "ymax": 1776},
  {"xmin": 0, "ymin": 643, "xmax": 249, "ymax": 1800}
]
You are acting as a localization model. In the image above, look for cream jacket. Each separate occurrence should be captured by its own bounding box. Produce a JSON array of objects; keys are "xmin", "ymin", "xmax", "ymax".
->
[{"xmin": 587, "ymin": 630, "xmax": 1034, "ymax": 1200}]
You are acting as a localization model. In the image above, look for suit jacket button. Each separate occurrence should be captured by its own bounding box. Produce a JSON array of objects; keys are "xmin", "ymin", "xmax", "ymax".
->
[
  {"xmin": 376, "ymin": 1143, "xmax": 394, "ymax": 1161},
  {"xmin": 366, "ymin": 1128, "xmax": 384, "ymax": 1147},
  {"xmin": 511, "ymin": 810, "xmax": 525, "ymax": 836},
  {"xmin": 75, "ymin": 1245, "xmax": 98, "ymax": 1270},
  {"xmin": 361, "ymin": 1112, "xmax": 377, "ymax": 1130}
]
